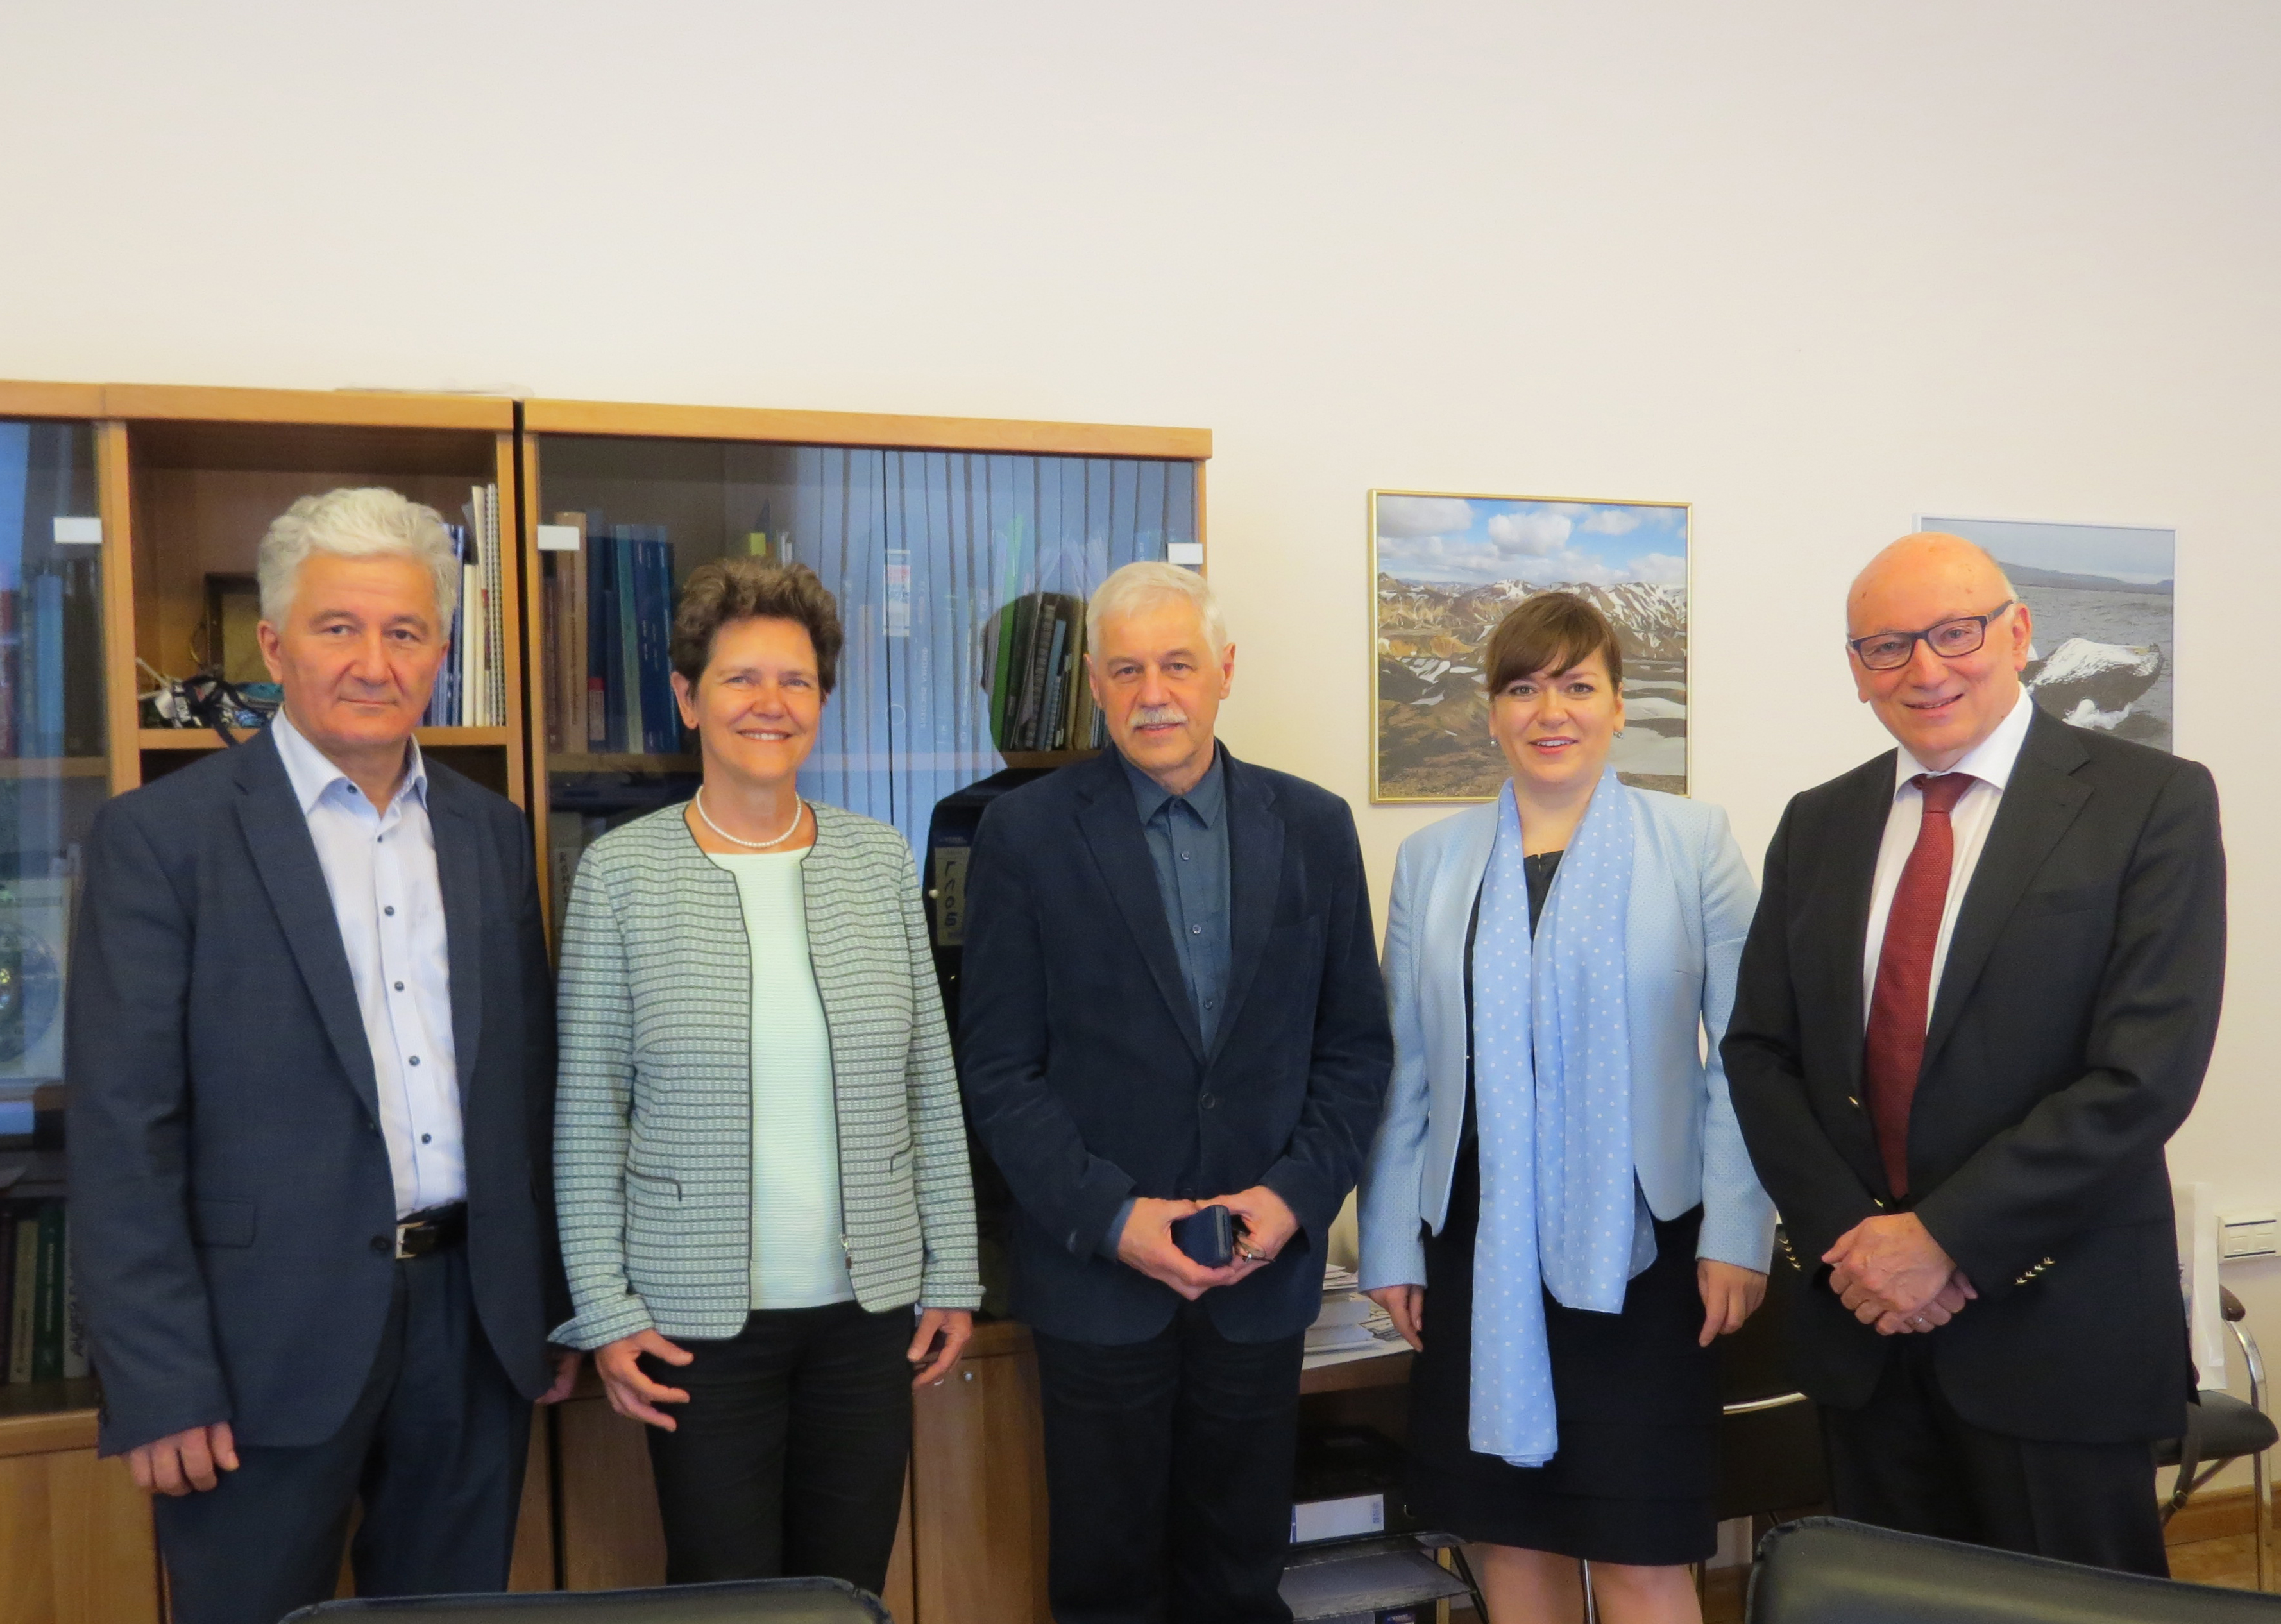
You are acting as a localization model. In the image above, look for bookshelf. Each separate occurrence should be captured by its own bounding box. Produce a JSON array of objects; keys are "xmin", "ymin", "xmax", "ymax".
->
[
  {"xmin": 516, "ymin": 396, "xmax": 1211, "ymax": 935},
  {"xmin": 112, "ymin": 389, "xmax": 525, "ymax": 804}
]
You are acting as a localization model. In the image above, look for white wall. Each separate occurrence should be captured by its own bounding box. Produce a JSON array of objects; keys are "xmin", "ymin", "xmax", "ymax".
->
[{"xmin": 8, "ymin": 0, "xmax": 2278, "ymax": 1403}]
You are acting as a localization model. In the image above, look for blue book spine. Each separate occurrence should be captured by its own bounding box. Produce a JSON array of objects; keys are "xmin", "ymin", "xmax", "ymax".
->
[
  {"xmin": 615, "ymin": 530, "xmax": 643, "ymax": 755},
  {"xmin": 649, "ymin": 536, "xmax": 679, "ymax": 752},
  {"xmin": 631, "ymin": 536, "xmax": 666, "ymax": 754},
  {"xmin": 597, "ymin": 530, "xmax": 623, "ymax": 753}
]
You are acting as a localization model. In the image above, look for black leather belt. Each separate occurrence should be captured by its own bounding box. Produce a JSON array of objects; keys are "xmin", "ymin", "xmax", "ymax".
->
[{"xmin": 394, "ymin": 1202, "xmax": 468, "ymax": 1260}]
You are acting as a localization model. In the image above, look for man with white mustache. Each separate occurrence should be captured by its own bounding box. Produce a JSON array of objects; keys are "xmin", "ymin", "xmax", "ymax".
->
[{"xmin": 960, "ymin": 562, "xmax": 1392, "ymax": 1623}]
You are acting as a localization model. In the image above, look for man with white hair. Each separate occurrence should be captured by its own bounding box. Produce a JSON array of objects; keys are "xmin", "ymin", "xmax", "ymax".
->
[
  {"xmin": 1724, "ymin": 532, "xmax": 2226, "ymax": 1574},
  {"xmin": 67, "ymin": 488, "xmax": 575, "ymax": 1622},
  {"xmin": 960, "ymin": 562, "xmax": 1392, "ymax": 1623}
]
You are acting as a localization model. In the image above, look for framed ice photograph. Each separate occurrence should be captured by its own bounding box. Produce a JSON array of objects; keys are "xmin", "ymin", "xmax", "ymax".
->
[
  {"xmin": 1371, "ymin": 491, "xmax": 1688, "ymax": 801},
  {"xmin": 1917, "ymin": 515, "xmax": 2174, "ymax": 752}
]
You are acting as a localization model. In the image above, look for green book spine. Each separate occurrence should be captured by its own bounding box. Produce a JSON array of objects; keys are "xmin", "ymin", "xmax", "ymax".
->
[
  {"xmin": 8, "ymin": 1210, "xmax": 36, "ymax": 1383},
  {"xmin": 0, "ymin": 1208, "xmax": 15, "ymax": 1383},
  {"xmin": 31, "ymin": 1203, "xmax": 64, "ymax": 1381},
  {"xmin": 996, "ymin": 597, "xmax": 1033, "ymax": 750}
]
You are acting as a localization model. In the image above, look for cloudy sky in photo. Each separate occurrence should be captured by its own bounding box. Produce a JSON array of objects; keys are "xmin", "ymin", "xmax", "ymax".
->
[
  {"xmin": 1375, "ymin": 494, "xmax": 1689, "ymax": 587},
  {"xmin": 1916, "ymin": 516, "xmax": 2175, "ymax": 587},
  {"xmin": 1377, "ymin": 502, "xmax": 1688, "ymax": 597}
]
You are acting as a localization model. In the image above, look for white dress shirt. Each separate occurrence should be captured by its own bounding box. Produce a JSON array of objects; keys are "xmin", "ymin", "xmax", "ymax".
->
[
  {"xmin": 272, "ymin": 711, "xmax": 464, "ymax": 1218},
  {"xmin": 1861, "ymin": 689, "xmax": 2037, "ymax": 1029}
]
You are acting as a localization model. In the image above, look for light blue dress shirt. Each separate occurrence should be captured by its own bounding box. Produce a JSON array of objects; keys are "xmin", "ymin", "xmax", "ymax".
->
[{"xmin": 271, "ymin": 711, "xmax": 462, "ymax": 1219}]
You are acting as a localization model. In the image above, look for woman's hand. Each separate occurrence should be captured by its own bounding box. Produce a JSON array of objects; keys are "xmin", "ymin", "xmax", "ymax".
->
[
  {"xmin": 596, "ymin": 1329, "xmax": 695, "ymax": 1430},
  {"xmin": 908, "ymin": 1308, "xmax": 974, "ymax": 1388},
  {"xmin": 1697, "ymin": 1260, "xmax": 1768, "ymax": 1346},
  {"xmin": 1367, "ymin": 1284, "xmax": 1425, "ymax": 1352}
]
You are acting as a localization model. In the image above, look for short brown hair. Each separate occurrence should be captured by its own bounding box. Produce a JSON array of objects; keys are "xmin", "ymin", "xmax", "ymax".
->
[
  {"xmin": 670, "ymin": 559, "xmax": 844, "ymax": 694},
  {"xmin": 1482, "ymin": 591, "xmax": 1624, "ymax": 694}
]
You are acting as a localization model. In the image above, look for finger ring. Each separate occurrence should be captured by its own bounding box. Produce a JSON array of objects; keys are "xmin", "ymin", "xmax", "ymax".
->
[{"xmin": 1912, "ymin": 1315, "xmax": 1928, "ymax": 1328}]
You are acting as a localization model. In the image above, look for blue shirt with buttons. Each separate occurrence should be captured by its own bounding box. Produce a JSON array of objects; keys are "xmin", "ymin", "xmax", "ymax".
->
[{"xmin": 1100, "ymin": 747, "xmax": 1232, "ymax": 1259}]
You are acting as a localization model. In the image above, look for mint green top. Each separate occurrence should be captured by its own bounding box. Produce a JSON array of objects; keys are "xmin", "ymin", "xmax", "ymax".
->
[{"xmin": 711, "ymin": 848, "xmax": 854, "ymax": 1310}]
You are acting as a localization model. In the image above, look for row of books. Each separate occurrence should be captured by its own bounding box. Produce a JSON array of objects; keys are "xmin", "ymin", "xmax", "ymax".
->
[
  {"xmin": 419, "ymin": 485, "xmax": 509, "ymax": 730},
  {"xmin": 986, "ymin": 591, "xmax": 1105, "ymax": 754},
  {"xmin": 1, "ymin": 1201, "xmax": 85, "ymax": 1384},
  {"xmin": 0, "ymin": 557, "xmax": 105, "ymax": 759},
  {"xmin": 536, "ymin": 514, "xmax": 686, "ymax": 757}
]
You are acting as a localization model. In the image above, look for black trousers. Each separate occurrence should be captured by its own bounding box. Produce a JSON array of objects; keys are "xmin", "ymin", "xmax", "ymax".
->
[
  {"xmin": 1820, "ymin": 1338, "xmax": 2169, "ymax": 1577},
  {"xmin": 1032, "ymin": 1301, "xmax": 1305, "ymax": 1624},
  {"xmin": 640, "ymin": 1301, "xmax": 915, "ymax": 1591},
  {"xmin": 153, "ymin": 1248, "xmax": 530, "ymax": 1624}
]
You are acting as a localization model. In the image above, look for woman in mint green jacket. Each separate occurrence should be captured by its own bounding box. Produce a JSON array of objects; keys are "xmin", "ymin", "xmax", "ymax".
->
[{"xmin": 552, "ymin": 559, "xmax": 978, "ymax": 1592}]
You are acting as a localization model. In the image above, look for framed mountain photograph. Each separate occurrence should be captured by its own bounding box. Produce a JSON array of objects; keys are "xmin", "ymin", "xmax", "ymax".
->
[
  {"xmin": 1371, "ymin": 491, "xmax": 1689, "ymax": 802},
  {"xmin": 1917, "ymin": 515, "xmax": 2175, "ymax": 752}
]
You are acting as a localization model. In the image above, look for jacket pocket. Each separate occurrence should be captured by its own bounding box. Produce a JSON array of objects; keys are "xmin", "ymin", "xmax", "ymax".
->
[
  {"xmin": 191, "ymin": 1196, "xmax": 257, "ymax": 1248},
  {"xmin": 625, "ymin": 1167, "xmax": 683, "ymax": 1202}
]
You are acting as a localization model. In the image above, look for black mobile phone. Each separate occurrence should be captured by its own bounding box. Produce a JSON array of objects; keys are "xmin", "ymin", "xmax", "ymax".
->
[{"xmin": 1171, "ymin": 1204, "xmax": 1235, "ymax": 1269}]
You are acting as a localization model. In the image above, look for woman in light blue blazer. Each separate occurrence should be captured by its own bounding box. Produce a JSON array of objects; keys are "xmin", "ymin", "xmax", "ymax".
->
[{"xmin": 1359, "ymin": 592, "xmax": 1773, "ymax": 1624}]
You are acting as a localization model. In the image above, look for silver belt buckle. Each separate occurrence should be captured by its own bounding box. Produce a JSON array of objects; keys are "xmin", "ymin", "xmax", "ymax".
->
[{"xmin": 394, "ymin": 1219, "xmax": 419, "ymax": 1260}]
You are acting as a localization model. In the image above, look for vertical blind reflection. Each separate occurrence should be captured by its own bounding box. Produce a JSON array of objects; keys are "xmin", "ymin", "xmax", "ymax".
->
[{"xmin": 783, "ymin": 448, "xmax": 1192, "ymax": 860}]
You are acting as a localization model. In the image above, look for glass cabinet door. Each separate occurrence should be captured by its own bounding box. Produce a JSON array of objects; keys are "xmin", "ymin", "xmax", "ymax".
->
[
  {"xmin": 0, "ymin": 418, "xmax": 105, "ymax": 1156},
  {"xmin": 535, "ymin": 438, "xmax": 1196, "ymax": 889}
]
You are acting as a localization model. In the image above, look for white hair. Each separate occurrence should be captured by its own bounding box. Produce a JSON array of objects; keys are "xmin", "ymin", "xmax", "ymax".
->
[
  {"xmin": 257, "ymin": 487, "xmax": 461, "ymax": 627},
  {"xmin": 1085, "ymin": 561, "xmax": 1227, "ymax": 658}
]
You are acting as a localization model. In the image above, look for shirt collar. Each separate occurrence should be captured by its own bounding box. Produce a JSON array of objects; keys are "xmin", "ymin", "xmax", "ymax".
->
[
  {"xmin": 271, "ymin": 707, "xmax": 428, "ymax": 816},
  {"xmin": 1892, "ymin": 684, "xmax": 2035, "ymax": 795},
  {"xmin": 1121, "ymin": 742, "xmax": 1226, "ymax": 827}
]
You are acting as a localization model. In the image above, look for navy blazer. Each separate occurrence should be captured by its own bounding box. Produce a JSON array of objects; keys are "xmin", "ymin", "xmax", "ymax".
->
[
  {"xmin": 959, "ymin": 747, "xmax": 1393, "ymax": 1346},
  {"xmin": 66, "ymin": 729, "xmax": 564, "ymax": 1456}
]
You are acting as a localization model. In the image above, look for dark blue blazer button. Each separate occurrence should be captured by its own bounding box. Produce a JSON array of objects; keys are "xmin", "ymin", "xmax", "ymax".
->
[{"xmin": 370, "ymin": 1235, "xmax": 392, "ymax": 1255}]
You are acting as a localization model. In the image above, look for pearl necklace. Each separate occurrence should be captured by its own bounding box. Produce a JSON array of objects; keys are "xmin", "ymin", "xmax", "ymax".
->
[{"xmin": 693, "ymin": 786, "xmax": 806, "ymax": 850}]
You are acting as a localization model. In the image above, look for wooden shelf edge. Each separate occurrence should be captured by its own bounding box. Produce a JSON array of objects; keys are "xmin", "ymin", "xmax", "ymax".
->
[
  {"xmin": 1001, "ymin": 750, "xmax": 1100, "ymax": 770},
  {"xmin": 140, "ymin": 727, "xmax": 514, "ymax": 752},
  {"xmin": 0, "ymin": 756, "xmax": 108, "ymax": 779},
  {"xmin": 0, "ymin": 378, "xmax": 106, "ymax": 420},
  {"xmin": 523, "ymin": 397, "xmax": 1211, "ymax": 461},
  {"xmin": 548, "ymin": 752, "xmax": 702, "ymax": 774},
  {"xmin": 101, "ymin": 383, "xmax": 513, "ymax": 431},
  {"xmin": 0, "ymin": 1383, "xmax": 102, "ymax": 1457}
]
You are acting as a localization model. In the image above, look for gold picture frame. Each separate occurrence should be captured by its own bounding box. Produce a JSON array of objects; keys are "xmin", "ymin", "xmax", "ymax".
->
[{"xmin": 1369, "ymin": 489, "xmax": 1691, "ymax": 803}]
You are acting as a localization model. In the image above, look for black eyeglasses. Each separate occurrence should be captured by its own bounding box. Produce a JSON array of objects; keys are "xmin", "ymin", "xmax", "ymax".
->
[{"xmin": 1847, "ymin": 600, "xmax": 2015, "ymax": 672}]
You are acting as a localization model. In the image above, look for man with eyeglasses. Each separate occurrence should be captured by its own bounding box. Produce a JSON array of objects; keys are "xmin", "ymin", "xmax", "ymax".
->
[{"xmin": 1722, "ymin": 531, "xmax": 2225, "ymax": 1575}]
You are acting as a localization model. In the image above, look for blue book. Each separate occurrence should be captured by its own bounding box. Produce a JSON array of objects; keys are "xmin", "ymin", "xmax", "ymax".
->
[
  {"xmin": 615, "ymin": 529, "xmax": 643, "ymax": 754},
  {"xmin": 591, "ymin": 527, "xmax": 622, "ymax": 752},
  {"xmin": 33, "ymin": 574, "xmax": 62, "ymax": 756},
  {"xmin": 644, "ymin": 535, "xmax": 679, "ymax": 753},
  {"xmin": 630, "ymin": 535, "xmax": 665, "ymax": 754}
]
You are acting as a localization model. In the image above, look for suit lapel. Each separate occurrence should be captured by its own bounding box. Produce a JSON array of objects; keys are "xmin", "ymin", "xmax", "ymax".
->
[
  {"xmin": 1822, "ymin": 756, "xmax": 1897, "ymax": 1099},
  {"xmin": 1076, "ymin": 757, "xmax": 1207, "ymax": 1061},
  {"xmin": 427, "ymin": 775, "xmax": 485, "ymax": 1103},
  {"xmin": 1922, "ymin": 707, "xmax": 2090, "ymax": 1070},
  {"xmin": 233, "ymin": 732, "xmax": 382, "ymax": 1121},
  {"xmin": 1207, "ymin": 752, "xmax": 1282, "ymax": 1065}
]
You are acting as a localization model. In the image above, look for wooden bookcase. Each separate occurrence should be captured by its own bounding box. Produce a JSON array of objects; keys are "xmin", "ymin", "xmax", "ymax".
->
[{"xmin": 0, "ymin": 378, "xmax": 1213, "ymax": 1622}]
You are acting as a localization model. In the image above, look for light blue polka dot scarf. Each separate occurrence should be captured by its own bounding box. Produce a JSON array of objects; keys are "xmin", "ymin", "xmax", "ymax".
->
[{"xmin": 1469, "ymin": 767, "xmax": 1644, "ymax": 1468}]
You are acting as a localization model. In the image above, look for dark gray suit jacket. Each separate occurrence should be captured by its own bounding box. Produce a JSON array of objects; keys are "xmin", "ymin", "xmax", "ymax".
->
[
  {"xmin": 1723, "ymin": 704, "xmax": 2225, "ymax": 1442},
  {"xmin": 66, "ymin": 728, "xmax": 563, "ymax": 1456}
]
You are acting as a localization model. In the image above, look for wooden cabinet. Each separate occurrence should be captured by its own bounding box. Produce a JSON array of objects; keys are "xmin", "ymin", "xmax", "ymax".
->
[
  {"xmin": 0, "ymin": 1396, "xmax": 158, "ymax": 1624},
  {"xmin": 910, "ymin": 1322, "xmax": 1052, "ymax": 1624}
]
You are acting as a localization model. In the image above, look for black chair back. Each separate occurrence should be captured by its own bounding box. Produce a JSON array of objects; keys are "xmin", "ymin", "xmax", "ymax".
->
[
  {"xmin": 1749, "ymin": 1518, "xmax": 2281, "ymax": 1622},
  {"xmin": 282, "ymin": 1577, "xmax": 892, "ymax": 1623}
]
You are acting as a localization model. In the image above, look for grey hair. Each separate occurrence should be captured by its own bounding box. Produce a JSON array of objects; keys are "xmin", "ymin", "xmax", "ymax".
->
[
  {"xmin": 1085, "ymin": 561, "xmax": 1228, "ymax": 659},
  {"xmin": 257, "ymin": 487, "xmax": 461, "ymax": 627}
]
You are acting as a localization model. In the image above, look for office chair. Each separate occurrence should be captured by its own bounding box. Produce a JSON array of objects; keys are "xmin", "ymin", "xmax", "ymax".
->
[
  {"xmin": 2158, "ymin": 1285, "xmax": 2278, "ymax": 1592},
  {"xmin": 1747, "ymin": 1517, "xmax": 2281, "ymax": 1623},
  {"xmin": 1717, "ymin": 1231, "xmax": 1827, "ymax": 1527},
  {"xmin": 280, "ymin": 1577, "xmax": 891, "ymax": 1623}
]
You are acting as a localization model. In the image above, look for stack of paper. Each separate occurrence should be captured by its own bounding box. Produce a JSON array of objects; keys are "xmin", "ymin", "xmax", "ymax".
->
[{"xmin": 1307, "ymin": 1267, "xmax": 1400, "ymax": 1355}]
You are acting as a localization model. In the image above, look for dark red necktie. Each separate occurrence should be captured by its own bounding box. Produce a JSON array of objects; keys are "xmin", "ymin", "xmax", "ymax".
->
[{"xmin": 1863, "ymin": 772, "xmax": 1975, "ymax": 1199}]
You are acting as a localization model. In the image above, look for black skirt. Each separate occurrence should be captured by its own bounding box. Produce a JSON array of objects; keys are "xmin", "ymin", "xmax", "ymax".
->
[{"xmin": 1403, "ymin": 1141, "xmax": 1719, "ymax": 1566}]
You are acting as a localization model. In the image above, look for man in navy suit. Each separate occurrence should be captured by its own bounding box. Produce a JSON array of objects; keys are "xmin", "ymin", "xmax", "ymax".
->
[
  {"xmin": 67, "ymin": 489, "xmax": 577, "ymax": 1624},
  {"xmin": 960, "ymin": 562, "xmax": 1393, "ymax": 1624}
]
